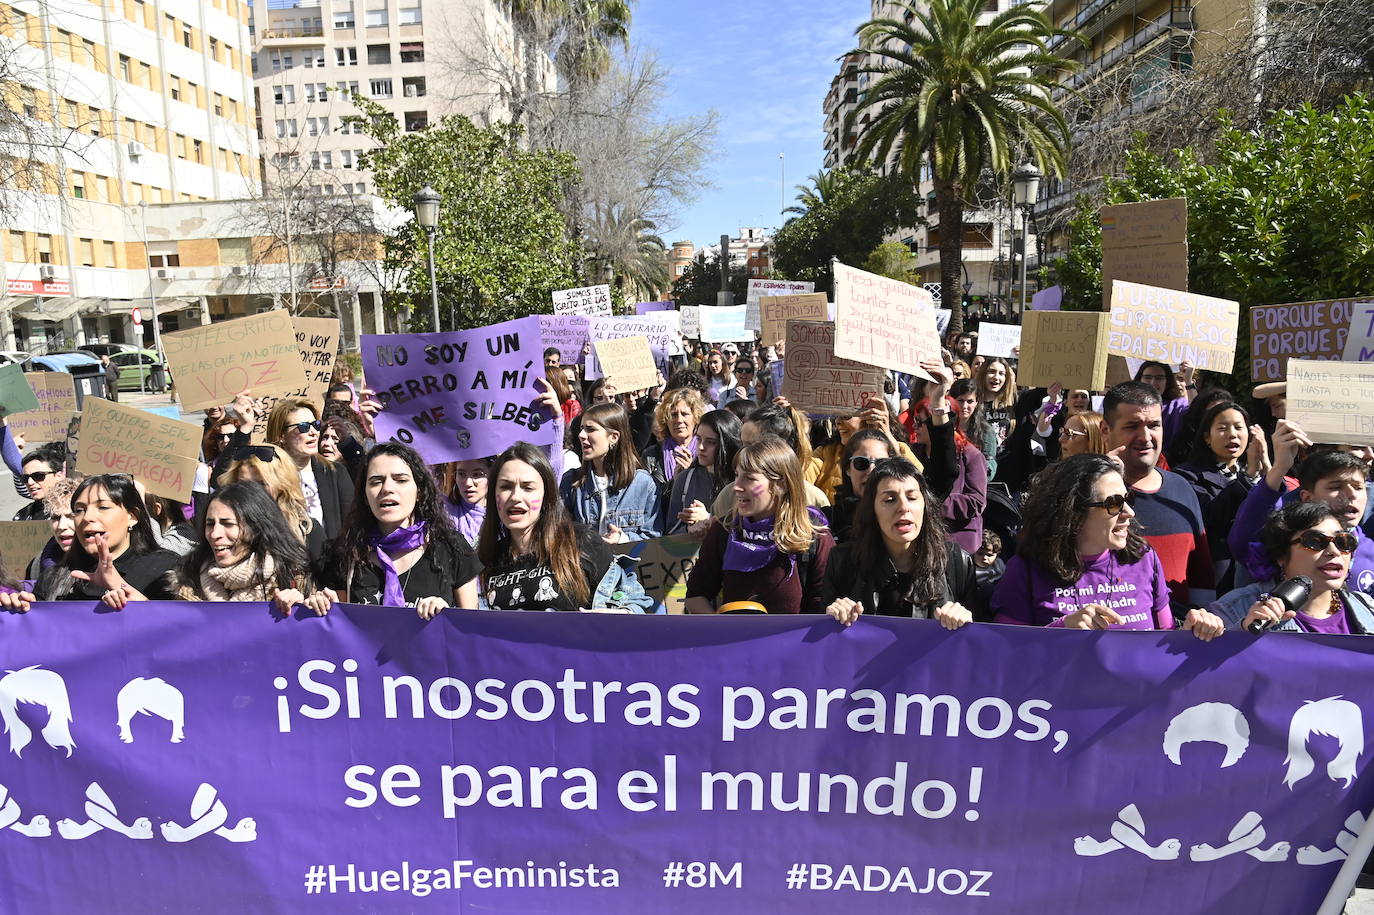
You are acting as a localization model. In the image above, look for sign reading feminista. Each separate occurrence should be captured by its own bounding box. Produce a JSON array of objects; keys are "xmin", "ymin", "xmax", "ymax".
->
[
  {"xmin": 362, "ymin": 316, "xmax": 556, "ymax": 463},
  {"xmin": 0, "ymin": 605, "xmax": 1370, "ymax": 913}
]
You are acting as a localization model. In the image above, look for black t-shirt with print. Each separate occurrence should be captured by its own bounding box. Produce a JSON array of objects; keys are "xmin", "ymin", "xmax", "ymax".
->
[
  {"xmin": 483, "ymin": 525, "xmax": 613, "ymax": 612},
  {"xmin": 318, "ymin": 537, "xmax": 481, "ymax": 609}
]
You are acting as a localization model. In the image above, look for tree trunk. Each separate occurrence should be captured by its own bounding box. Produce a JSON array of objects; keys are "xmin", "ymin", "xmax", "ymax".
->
[{"xmin": 934, "ymin": 171, "xmax": 965, "ymax": 340}]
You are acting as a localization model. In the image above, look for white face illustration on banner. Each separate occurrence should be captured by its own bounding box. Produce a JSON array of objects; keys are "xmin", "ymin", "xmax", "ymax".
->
[
  {"xmin": 0, "ymin": 666, "xmax": 76, "ymax": 758},
  {"xmin": 1163, "ymin": 702, "xmax": 1250, "ymax": 768},
  {"xmin": 1285, "ymin": 697, "xmax": 1364, "ymax": 789},
  {"xmin": 116, "ymin": 677, "xmax": 185, "ymax": 744}
]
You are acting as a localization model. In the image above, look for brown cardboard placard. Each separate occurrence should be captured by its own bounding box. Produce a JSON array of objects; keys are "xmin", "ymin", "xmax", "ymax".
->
[
  {"xmin": 1108, "ymin": 280, "xmax": 1239, "ymax": 373},
  {"xmin": 1099, "ymin": 198, "xmax": 1188, "ymax": 308},
  {"xmin": 1249, "ymin": 297, "xmax": 1369, "ymax": 382},
  {"xmin": 8, "ymin": 372, "xmax": 77, "ymax": 443},
  {"xmin": 782, "ymin": 320, "xmax": 887, "ymax": 415},
  {"xmin": 76, "ymin": 396, "xmax": 201, "ymax": 502},
  {"xmin": 1018, "ymin": 311, "xmax": 1112, "ymax": 391},
  {"xmin": 759, "ymin": 293, "xmax": 828, "ymax": 345},
  {"xmin": 251, "ymin": 316, "xmax": 341, "ymax": 441},
  {"xmin": 0, "ymin": 520, "xmax": 55, "ymax": 573},
  {"xmin": 611, "ymin": 534, "xmax": 701, "ymax": 614},
  {"xmin": 161, "ymin": 311, "xmax": 308, "ymax": 412},
  {"xmin": 593, "ymin": 335, "xmax": 658, "ymax": 394}
]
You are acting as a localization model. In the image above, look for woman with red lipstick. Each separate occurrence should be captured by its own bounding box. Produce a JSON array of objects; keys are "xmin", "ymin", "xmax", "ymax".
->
[
  {"xmin": 1176, "ymin": 401, "xmax": 1267, "ymax": 591},
  {"xmin": 317, "ymin": 443, "xmax": 481, "ymax": 618},
  {"xmin": 993, "ymin": 454, "xmax": 1225, "ymax": 637},
  {"xmin": 684, "ymin": 436, "xmax": 835, "ymax": 614},
  {"xmin": 822, "ymin": 458, "xmax": 979, "ymax": 625},
  {"xmin": 1212, "ymin": 502, "xmax": 1374, "ymax": 633}
]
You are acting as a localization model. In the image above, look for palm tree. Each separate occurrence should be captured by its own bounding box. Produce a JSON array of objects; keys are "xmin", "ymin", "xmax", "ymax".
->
[
  {"xmin": 847, "ymin": 0, "xmax": 1079, "ymax": 336},
  {"xmin": 785, "ymin": 170, "xmax": 840, "ymax": 217},
  {"xmin": 586, "ymin": 205, "xmax": 669, "ymax": 301}
]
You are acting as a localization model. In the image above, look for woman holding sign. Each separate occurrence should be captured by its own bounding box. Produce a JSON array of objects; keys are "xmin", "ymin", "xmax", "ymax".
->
[
  {"xmin": 559, "ymin": 403, "xmax": 662, "ymax": 543},
  {"xmin": 316, "ymin": 443, "xmax": 481, "ymax": 618},
  {"xmin": 991, "ymin": 454, "xmax": 1223, "ymax": 637}
]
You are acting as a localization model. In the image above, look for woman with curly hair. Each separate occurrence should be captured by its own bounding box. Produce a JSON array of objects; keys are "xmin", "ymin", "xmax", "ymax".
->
[
  {"xmin": 642, "ymin": 387, "xmax": 706, "ymax": 492},
  {"xmin": 316, "ymin": 442, "xmax": 480, "ymax": 618},
  {"xmin": 992, "ymin": 453, "xmax": 1223, "ymax": 636},
  {"xmin": 822, "ymin": 458, "xmax": 979, "ymax": 625}
]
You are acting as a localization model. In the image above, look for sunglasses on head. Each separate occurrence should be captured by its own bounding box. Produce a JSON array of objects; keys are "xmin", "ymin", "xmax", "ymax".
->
[
  {"xmin": 22, "ymin": 471, "xmax": 53, "ymax": 483},
  {"xmin": 1291, "ymin": 530, "xmax": 1358, "ymax": 554},
  {"xmin": 1085, "ymin": 493, "xmax": 1132, "ymax": 516},
  {"xmin": 231, "ymin": 445, "xmax": 278, "ymax": 463},
  {"xmin": 288, "ymin": 420, "xmax": 323, "ymax": 434}
]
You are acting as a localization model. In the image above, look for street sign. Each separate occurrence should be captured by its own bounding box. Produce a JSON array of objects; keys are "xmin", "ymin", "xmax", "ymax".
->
[{"xmin": 132, "ymin": 307, "xmax": 143, "ymax": 326}]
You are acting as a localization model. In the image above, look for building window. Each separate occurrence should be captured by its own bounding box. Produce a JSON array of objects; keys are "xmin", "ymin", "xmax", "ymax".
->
[
  {"xmin": 119, "ymin": 54, "xmax": 132, "ymax": 80},
  {"xmin": 78, "ymin": 238, "xmax": 95, "ymax": 267},
  {"xmin": 332, "ymin": 2, "xmax": 354, "ymax": 28},
  {"xmin": 170, "ymin": 81, "xmax": 181, "ymax": 101},
  {"xmin": 148, "ymin": 252, "xmax": 181, "ymax": 268},
  {"xmin": 369, "ymin": 78, "xmax": 392, "ymax": 98},
  {"xmin": 364, "ymin": 8, "xmax": 387, "ymax": 27},
  {"xmin": 193, "ymin": 139, "xmax": 203, "ymax": 162},
  {"xmin": 102, "ymin": 240, "xmax": 116, "ymax": 267},
  {"xmin": 209, "ymin": 36, "xmax": 219, "ymax": 60},
  {"xmin": 213, "ymin": 93, "xmax": 224, "ymax": 115},
  {"xmin": 181, "ymin": 24, "xmax": 192, "ymax": 46},
  {"xmin": 398, "ymin": 6, "xmax": 421, "ymax": 24},
  {"xmin": 72, "ymin": 180, "xmax": 85, "ymax": 198},
  {"xmin": 402, "ymin": 76, "xmax": 425, "ymax": 97},
  {"xmin": 335, "ymin": 46, "xmax": 357, "ymax": 65},
  {"xmin": 404, "ymin": 110, "xmax": 427, "ymax": 131},
  {"xmin": 303, "ymin": 50, "xmax": 324, "ymax": 67},
  {"xmin": 399, "ymin": 41, "xmax": 423, "ymax": 62},
  {"xmin": 366, "ymin": 43, "xmax": 390, "ymax": 64},
  {"xmin": 36, "ymin": 234, "xmax": 53, "ymax": 264},
  {"xmin": 275, "ymin": 118, "xmax": 298, "ymax": 138}
]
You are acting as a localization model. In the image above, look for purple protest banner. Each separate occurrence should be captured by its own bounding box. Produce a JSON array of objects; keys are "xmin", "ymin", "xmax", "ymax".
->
[
  {"xmin": 361, "ymin": 316, "xmax": 555, "ymax": 463},
  {"xmin": 3, "ymin": 605, "xmax": 1373, "ymax": 912},
  {"xmin": 634, "ymin": 301, "xmax": 673, "ymax": 315}
]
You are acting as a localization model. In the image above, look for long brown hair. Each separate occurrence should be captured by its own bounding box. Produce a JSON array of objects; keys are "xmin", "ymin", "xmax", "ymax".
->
[
  {"xmin": 571, "ymin": 402, "xmax": 642, "ymax": 492},
  {"xmin": 731, "ymin": 436, "xmax": 821, "ymax": 555},
  {"xmin": 479, "ymin": 443, "xmax": 589, "ymax": 607}
]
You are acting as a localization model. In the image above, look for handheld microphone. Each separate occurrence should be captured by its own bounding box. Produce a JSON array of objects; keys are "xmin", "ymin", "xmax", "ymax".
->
[{"xmin": 1248, "ymin": 575, "xmax": 1313, "ymax": 633}]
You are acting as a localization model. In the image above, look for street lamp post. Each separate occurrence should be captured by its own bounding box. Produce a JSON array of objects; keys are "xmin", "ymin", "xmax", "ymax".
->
[
  {"xmin": 137, "ymin": 200, "xmax": 165, "ymax": 367},
  {"xmin": 1011, "ymin": 162, "xmax": 1041, "ymax": 317},
  {"xmin": 413, "ymin": 185, "xmax": 441, "ymax": 332}
]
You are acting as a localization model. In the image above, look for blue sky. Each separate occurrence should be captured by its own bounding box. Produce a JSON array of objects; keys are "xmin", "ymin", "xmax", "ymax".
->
[{"xmin": 631, "ymin": 0, "xmax": 872, "ymax": 249}]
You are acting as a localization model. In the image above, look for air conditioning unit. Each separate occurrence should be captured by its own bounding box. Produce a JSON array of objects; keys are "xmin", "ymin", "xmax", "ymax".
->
[
  {"xmin": 127, "ymin": 141, "xmax": 145, "ymax": 160},
  {"xmin": 156, "ymin": 268, "xmax": 173, "ymax": 280},
  {"xmin": 39, "ymin": 265, "xmax": 57, "ymax": 280}
]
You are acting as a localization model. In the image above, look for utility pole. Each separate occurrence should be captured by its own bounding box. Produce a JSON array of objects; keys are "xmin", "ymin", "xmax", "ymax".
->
[{"xmin": 716, "ymin": 233, "xmax": 733, "ymax": 307}]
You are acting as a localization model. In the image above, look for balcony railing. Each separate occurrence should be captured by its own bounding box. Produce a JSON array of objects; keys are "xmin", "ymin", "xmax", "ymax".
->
[{"xmin": 259, "ymin": 25, "xmax": 325, "ymax": 38}]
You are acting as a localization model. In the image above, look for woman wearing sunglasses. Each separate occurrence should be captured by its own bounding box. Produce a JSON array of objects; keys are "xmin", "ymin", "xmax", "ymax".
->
[
  {"xmin": 992, "ymin": 454, "xmax": 1225, "ymax": 637},
  {"xmin": 264, "ymin": 397, "xmax": 354, "ymax": 540},
  {"xmin": 1212, "ymin": 502, "xmax": 1374, "ymax": 633},
  {"xmin": 829, "ymin": 429, "xmax": 900, "ymax": 543}
]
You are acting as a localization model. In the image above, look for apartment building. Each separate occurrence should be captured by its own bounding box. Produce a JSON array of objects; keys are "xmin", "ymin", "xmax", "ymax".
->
[
  {"xmin": 668, "ymin": 239, "xmax": 694, "ymax": 281},
  {"xmin": 821, "ymin": 49, "xmax": 864, "ymax": 171},
  {"xmin": 251, "ymin": 0, "xmax": 550, "ymax": 193}
]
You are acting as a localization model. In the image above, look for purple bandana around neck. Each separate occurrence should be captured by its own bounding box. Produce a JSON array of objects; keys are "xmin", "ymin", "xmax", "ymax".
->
[
  {"xmin": 723, "ymin": 508, "xmax": 827, "ymax": 575},
  {"xmin": 446, "ymin": 497, "xmax": 485, "ymax": 546},
  {"xmin": 662, "ymin": 436, "xmax": 698, "ymax": 483},
  {"xmin": 367, "ymin": 521, "xmax": 428, "ymax": 607}
]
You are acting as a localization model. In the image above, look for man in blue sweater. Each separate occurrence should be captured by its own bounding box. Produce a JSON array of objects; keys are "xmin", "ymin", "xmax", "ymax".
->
[{"xmin": 1229, "ymin": 421, "xmax": 1374, "ymax": 593}]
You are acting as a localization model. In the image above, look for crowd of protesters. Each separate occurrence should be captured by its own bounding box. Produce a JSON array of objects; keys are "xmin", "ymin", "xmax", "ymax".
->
[{"xmin": 1, "ymin": 327, "xmax": 1370, "ymax": 646}]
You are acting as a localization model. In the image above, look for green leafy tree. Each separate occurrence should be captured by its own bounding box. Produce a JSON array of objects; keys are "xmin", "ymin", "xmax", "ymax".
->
[
  {"xmin": 785, "ymin": 170, "xmax": 840, "ymax": 216},
  {"xmin": 1056, "ymin": 96, "xmax": 1374, "ymax": 389},
  {"xmin": 863, "ymin": 241, "xmax": 921, "ymax": 283},
  {"xmin": 771, "ymin": 168, "xmax": 923, "ymax": 289},
  {"xmin": 848, "ymin": 0, "xmax": 1079, "ymax": 336},
  {"xmin": 355, "ymin": 100, "xmax": 582, "ymax": 330},
  {"xmin": 669, "ymin": 252, "xmax": 748, "ymax": 306}
]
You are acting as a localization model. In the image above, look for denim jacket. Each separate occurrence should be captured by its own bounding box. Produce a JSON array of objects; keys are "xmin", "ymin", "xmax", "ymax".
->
[
  {"xmin": 1210, "ymin": 581, "xmax": 1374, "ymax": 633},
  {"xmin": 559, "ymin": 467, "xmax": 663, "ymax": 542},
  {"xmin": 592, "ymin": 554, "xmax": 657, "ymax": 614}
]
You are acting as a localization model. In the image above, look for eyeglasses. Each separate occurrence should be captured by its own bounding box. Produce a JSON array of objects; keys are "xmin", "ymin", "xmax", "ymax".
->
[
  {"xmin": 231, "ymin": 445, "xmax": 278, "ymax": 463},
  {"xmin": 215, "ymin": 432, "xmax": 234, "ymax": 441},
  {"xmin": 288, "ymin": 420, "xmax": 322, "ymax": 434},
  {"xmin": 1085, "ymin": 493, "xmax": 1132, "ymax": 516},
  {"xmin": 1060, "ymin": 426, "xmax": 1087, "ymax": 440},
  {"xmin": 23, "ymin": 471, "xmax": 53, "ymax": 483},
  {"xmin": 1291, "ymin": 530, "xmax": 1358, "ymax": 554},
  {"xmin": 735, "ymin": 365, "xmax": 754, "ymax": 374}
]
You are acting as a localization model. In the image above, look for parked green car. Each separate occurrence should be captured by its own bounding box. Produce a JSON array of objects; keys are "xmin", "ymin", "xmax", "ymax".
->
[{"xmin": 110, "ymin": 349, "xmax": 168, "ymax": 392}]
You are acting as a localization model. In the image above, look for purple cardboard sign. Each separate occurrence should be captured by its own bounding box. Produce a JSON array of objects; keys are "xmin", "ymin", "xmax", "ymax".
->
[
  {"xmin": 634, "ymin": 301, "xmax": 673, "ymax": 315},
  {"xmin": 1, "ymin": 604, "xmax": 1371, "ymax": 913},
  {"xmin": 1031, "ymin": 285, "xmax": 1063, "ymax": 311},
  {"xmin": 362, "ymin": 316, "xmax": 555, "ymax": 463}
]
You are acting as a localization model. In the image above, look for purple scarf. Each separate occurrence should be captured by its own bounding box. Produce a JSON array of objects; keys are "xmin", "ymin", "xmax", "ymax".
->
[
  {"xmin": 446, "ymin": 497, "xmax": 485, "ymax": 547},
  {"xmin": 367, "ymin": 521, "xmax": 428, "ymax": 607},
  {"xmin": 661, "ymin": 436, "xmax": 698, "ymax": 483},
  {"xmin": 723, "ymin": 514, "xmax": 782, "ymax": 573}
]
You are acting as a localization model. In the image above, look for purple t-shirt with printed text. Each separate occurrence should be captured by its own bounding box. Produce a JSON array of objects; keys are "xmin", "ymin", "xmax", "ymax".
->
[{"xmin": 992, "ymin": 548, "xmax": 1173, "ymax": 629}]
